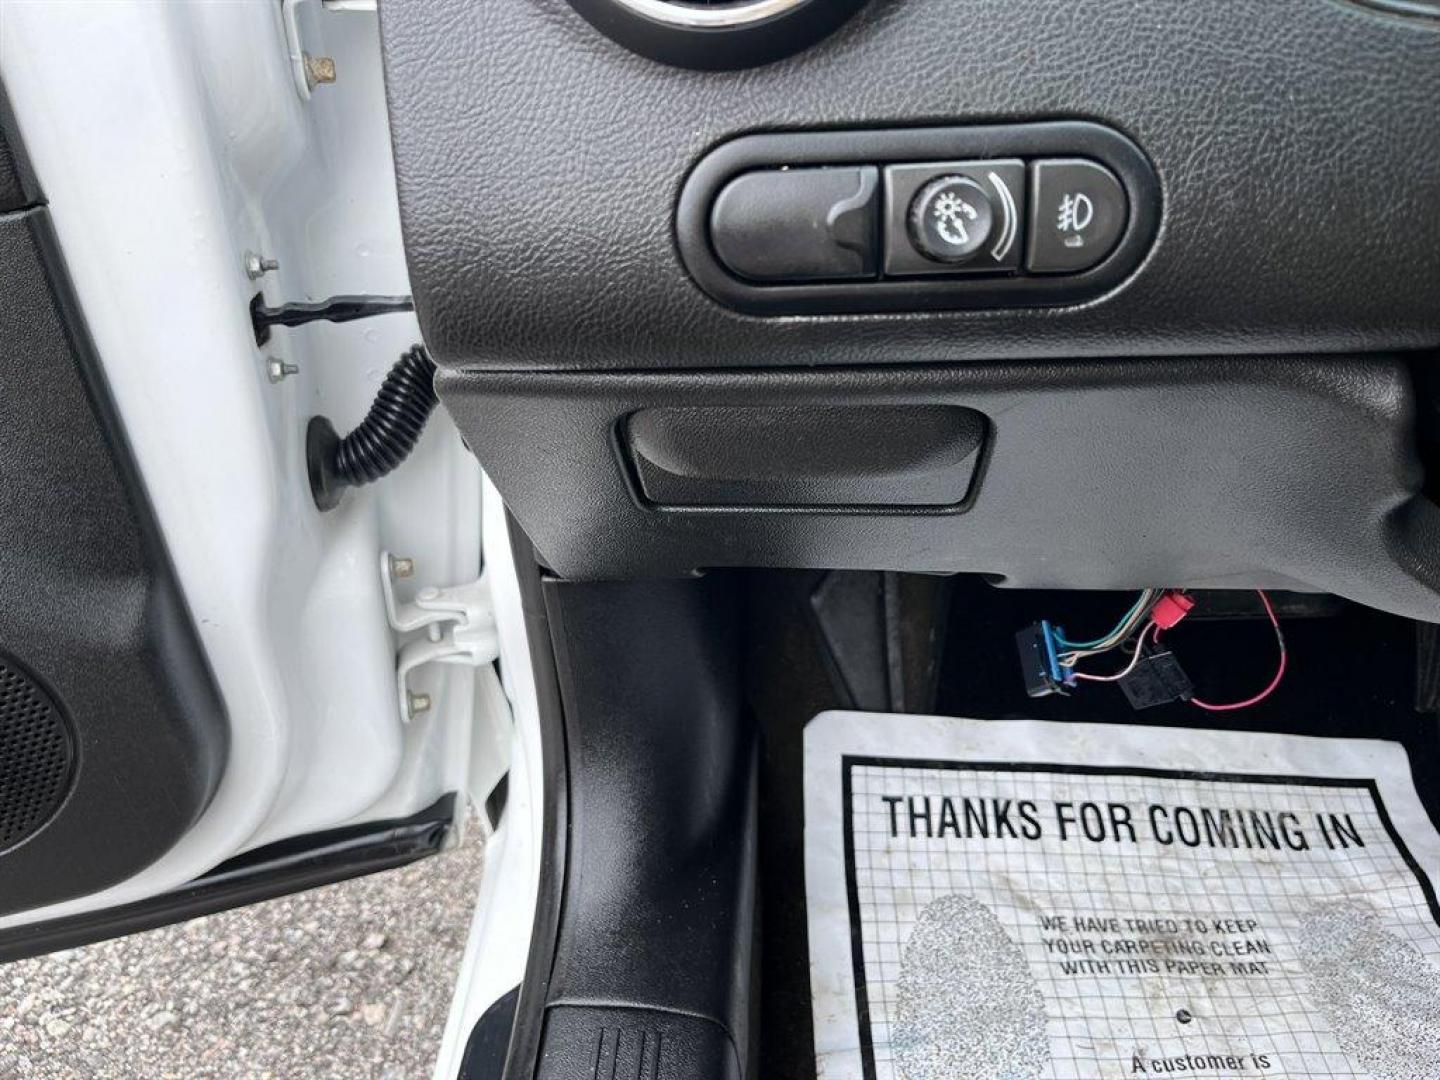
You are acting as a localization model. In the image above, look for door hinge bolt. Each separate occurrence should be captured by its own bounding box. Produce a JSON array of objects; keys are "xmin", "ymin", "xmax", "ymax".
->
[
  {"xmin": 266, "ymin": 357, "xmax": 300, "ymax": 384},
  {"xmin": 388, "ymin": 555, "xmax": 415, "ymax": 579},
  {"xmin": 406, "ymin": 691, "xmax": 432, "ymax": 719},
  {"xmin": 244, "ymin": 251, "xmax": 280, "ymax": 280},
  {"xmin": 303, "ymin": 53, "xmax": 337, "ymax": 89}
]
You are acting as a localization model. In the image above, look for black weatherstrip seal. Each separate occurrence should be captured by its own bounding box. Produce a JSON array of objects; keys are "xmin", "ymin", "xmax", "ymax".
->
[
  {"xmin": 0, "ymin": 795, "xmax": 455, "ymax": 964},
  {"xmin": 497, "ymin": 515, "xmax": 571, "ymax": 1080},
  {"xmin": 838, "ymin": 757, "xmax": 1440, "ymax": 1080}
]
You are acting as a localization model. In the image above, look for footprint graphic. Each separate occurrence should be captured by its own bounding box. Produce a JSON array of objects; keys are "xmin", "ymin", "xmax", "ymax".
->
[
  {"xmin": 893, "ymin": 894, "xmax": 1049, "ymax": 1080},
  {"xmin": 1298, "ymin": 902, "xmax": 1440, "ymax": 1080}
]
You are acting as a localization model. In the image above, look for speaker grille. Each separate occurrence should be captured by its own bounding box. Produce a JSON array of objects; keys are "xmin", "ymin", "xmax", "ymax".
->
[{"xmin": 0, "ymin": 657, "xmax": 75, "ymax": 853}]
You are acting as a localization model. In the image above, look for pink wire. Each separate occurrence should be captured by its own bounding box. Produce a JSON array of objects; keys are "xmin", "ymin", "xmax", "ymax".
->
[
  {"xmin": 1071, "ymin": 623, "xmax": 1155, "ymax": 683},
  {"xmin": 1190, "ymin": 590, "xmax": 1287, "ymax": 712}
]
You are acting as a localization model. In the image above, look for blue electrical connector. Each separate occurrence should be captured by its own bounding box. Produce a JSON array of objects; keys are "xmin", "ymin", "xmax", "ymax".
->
[{"xmin": 1015, "ymin": 620, "xmax": 1073, "ymax": 697}]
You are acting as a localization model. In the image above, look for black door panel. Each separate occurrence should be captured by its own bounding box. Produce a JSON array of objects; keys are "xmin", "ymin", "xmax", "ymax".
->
[{"xmin": 0, "ymin": 207, "xmax": 227, "ymax": 914}]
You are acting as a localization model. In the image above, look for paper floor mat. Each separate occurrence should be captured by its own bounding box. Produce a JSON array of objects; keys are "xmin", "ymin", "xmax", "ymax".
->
[{"xmin": 804, "ymin": 713, "xmax": 1440, "ymax": 1080}]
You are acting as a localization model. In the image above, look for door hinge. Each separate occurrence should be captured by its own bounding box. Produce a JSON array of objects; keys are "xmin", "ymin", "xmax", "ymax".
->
[{"xmin": 380, "ymin": 551, "xmax": 499, "ymax": 723}]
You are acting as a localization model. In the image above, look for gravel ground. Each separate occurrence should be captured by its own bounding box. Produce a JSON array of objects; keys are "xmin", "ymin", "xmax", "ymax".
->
[{"xmin": 0, "ymin": 821, "xmax": 486, "ymax": 1079}]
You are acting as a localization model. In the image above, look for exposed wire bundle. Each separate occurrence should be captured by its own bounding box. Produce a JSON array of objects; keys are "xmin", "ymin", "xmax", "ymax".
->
[
  {"xmin": 1018, "ymin": 589, "xmax": 1288, "ymax": 711},
  {"xmin": 1054, "ymin": 589, "xmax": 1160, "ymax": 671},
  {"xmin": 1070, "ymin": 623, "xmax": 1156, "ymax": 684}
]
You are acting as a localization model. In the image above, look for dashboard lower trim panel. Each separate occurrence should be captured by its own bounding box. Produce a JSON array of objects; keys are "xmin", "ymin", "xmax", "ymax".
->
[{"xmin": 438, "ymin": 356, "xmax": 1440, "ymax": 623}]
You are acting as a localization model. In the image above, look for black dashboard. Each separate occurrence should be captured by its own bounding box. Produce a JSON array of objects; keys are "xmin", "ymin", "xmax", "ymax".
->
[{"xmin": 379, "ymin": 0, "xmax": 1440, "ymax": 616}]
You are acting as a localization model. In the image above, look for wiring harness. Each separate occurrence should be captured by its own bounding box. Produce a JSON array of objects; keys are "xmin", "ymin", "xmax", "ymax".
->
[
  {"xmin": 306, "ymin": 344, "xmax": 439, "ymax": 511},
  {"xmin": 1017, "ymin": 590, "xmax": 1287, "ymax": 711}
]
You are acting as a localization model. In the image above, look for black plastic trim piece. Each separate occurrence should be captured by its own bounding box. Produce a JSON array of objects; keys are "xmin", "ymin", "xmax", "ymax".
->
[
  {"xmin": 440, "ymin": 357, "xmax": 1440, "ymax": 624},
  {"xmin": 0, "ymin": 795, "xmax": 455, "ymax": 964},
  {"xmin": 533, "ymin": 575, "xmax": 755, "ymax": 1079},
  {"xmin": 0, "ymin": 80, "xmax": 41, "ymax": 212},
  {"xmin": 483, "ymin": 773, "xmax": 509, "ymax": 832},
  {"xmin": 460, "ymin": 986, "xmax": 521, "ymax": 1080},
  {"xmin": 1342, "ymin": 0, "xmax": 1440, "ymax": 23},
  {"xmin": 623, "ymin": 403, "xmax": 988, "ymax": 510},
  {"xmin": 676, "ymin": 122, "xmax": 1160, "ymax": 316},
  {"xmin": 499, "ymin": 517, "xmax": 571, "ymax": 1080},
  {"xmin": 563, "ymin": 0, "xmax": 870, "ymax": 71}
]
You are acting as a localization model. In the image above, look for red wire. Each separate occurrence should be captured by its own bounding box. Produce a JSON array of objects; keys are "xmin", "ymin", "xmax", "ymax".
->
[{"xmin": 1190, "ymin": 590, "xmax": 1287, "ymax": 712}]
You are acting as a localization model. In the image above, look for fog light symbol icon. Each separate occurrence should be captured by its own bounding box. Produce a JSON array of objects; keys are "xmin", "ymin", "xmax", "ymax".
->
[{"xmin": 1058, "ymin": 192, "xmax": 1094, "ymax": 247}]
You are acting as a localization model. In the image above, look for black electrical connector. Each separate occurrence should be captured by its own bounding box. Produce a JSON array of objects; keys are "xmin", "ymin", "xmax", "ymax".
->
[{"xmin": 1118, "ymin": 648, "xmax": 1194, "ymax": 710}]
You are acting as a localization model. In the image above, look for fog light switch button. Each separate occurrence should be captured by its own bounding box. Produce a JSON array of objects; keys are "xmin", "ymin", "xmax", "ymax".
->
[{"xmin": 1027, "ymin": 159, "xmax": 1128, "ymax": 274}]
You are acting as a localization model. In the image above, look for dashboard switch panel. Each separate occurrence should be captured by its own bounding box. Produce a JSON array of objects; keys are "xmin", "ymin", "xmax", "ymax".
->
[
  {"xmin": 677, "ymin": 122, "xmax": 1159, "ymax": 315},
  {"xmin": 711, "ymin": 166, "xmax": 878, "ymax": 282}
]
